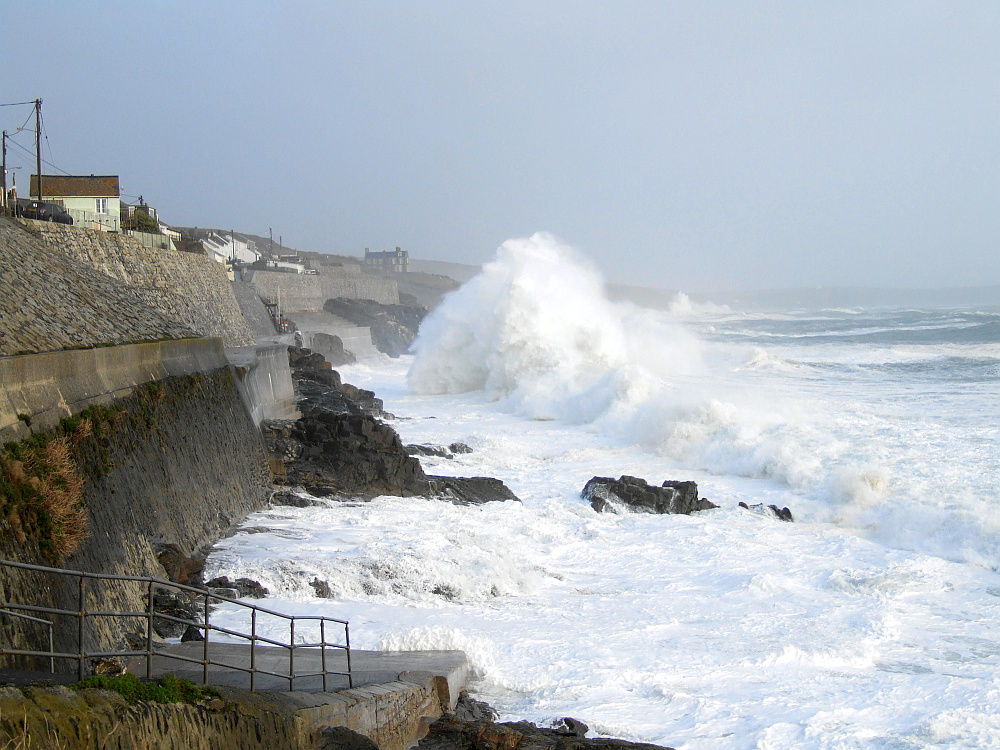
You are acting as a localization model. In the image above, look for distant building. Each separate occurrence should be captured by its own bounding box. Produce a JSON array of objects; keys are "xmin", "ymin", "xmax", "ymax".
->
[
  {"xmin": 29, "ymin": 174, "xmax": 120, "ymax": 231},
  {"xmin": 364, "ymin": 246, "xmax": 408, "ymax": 273}
]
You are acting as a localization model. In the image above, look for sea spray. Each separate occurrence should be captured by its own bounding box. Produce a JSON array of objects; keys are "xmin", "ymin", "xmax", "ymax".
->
[{"xmin": 408, "ymin": 233, "xmax": 859, "ymax": 498}]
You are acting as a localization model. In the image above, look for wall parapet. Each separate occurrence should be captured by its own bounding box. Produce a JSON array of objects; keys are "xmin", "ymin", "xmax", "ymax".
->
[{"xmin": 0, "ymin": 338, "xmax": 230, "ymax": 442}]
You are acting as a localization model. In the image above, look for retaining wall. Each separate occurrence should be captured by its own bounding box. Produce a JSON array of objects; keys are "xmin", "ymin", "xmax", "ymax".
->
[
  {"xmin": 23, "ymin": 220, "xmax": 255, "ymax": 348},
  {"xmin": 0, "ymin": 341, "xmax": 270, "ymax": 664},
  {"xmin": 0, "ymin": 219, "xmax": 194, "ymax": 356},
  {"xmin": 0, "ymin": 338, "xmax": 230, "ymax": 443},
  {"xmin": 227, "ymin": 343, "xmax": 299, "ymax": 424},
  {"xmin": 247, "ymin": 269, "xmax": 399, "ymax": 310},
  {"xmin": 0, "ymin": 670, "xmax": 457, "ymax": 750}
]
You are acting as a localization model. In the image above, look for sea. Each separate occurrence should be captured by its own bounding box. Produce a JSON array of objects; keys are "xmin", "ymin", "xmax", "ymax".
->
[{"xmin": 206, "ymin": 234, "xmax": 1000, "ymax": 749}]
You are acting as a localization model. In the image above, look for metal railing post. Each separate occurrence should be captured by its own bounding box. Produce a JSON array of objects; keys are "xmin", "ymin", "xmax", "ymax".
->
[
  {"xmin": 288, "ymin": 619, "xmax": 295, "ymax": 691},
  {"xmin": 203, "ymin": 590, "xmax": 210, "ymax": 685},
  {"xmin": 77, "ymin": 574, "xmax": 86, "ymax": 681},
  {"xmin": 146, "ymin": 579, "xmax": 154, "ymax": 679},
  {"xmin": 288, "ymin": 617, "xmax": 295, "ymax": 692},
  {"xmin": 250, "ymin": 608, "xmax": 257, "ymax": 692},
  {"xmin": 47, "ymin": 622, "xmax": 54, "ymax": 674},
  {"xmin": 345, "ymin": 622, "xmax": 352, "ymax": 688},
  {"xmin": 320, "ymin": 619, "xmax": 327, "ymax": 692}
]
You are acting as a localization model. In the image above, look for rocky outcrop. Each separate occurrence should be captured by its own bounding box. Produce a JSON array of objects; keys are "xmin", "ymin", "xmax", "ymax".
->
[
  {"xmin": 738, "ymin": 502, "xmax": 794, "ymax": 522},
  {"xmin": 263, "ymin": 347, "xmax": 519, "ymax": 504},
  {"xmin": 310, "ymin": 332, "xmax": 356, "ymax": 367},
  {"xmin": 323, "ymin": 298, "xmax": 428, "ymax": 358},
  {"xmin": 428, "ymin": 477, "xmax": 520, "ymax": 506},
  {"xmin": 582, "ymin": 476, "xmax": 717, "ymax": 515},
  {"xmin": 406, "ymin": 443, "xmax": 473, "ymax": 459},
  {"xmin": 419, "ymin": 693, "xmax": 674, "ymax": 750}
]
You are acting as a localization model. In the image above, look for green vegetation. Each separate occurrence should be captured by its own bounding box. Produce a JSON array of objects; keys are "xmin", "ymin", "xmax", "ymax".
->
[
  {"xmin": 120, "ymin": 206, "xmax": 161, "ymax": 234},
  {"xmin": 70, "ymin": 673, "xmax": 221, "ymax": 705},
  {"xmin": 1, "ymin": 373, "xmax": 216, "ymax": 562},
  {"xmin": 2, "ymin": 387, "xmax": 164, "ymax": 561}
]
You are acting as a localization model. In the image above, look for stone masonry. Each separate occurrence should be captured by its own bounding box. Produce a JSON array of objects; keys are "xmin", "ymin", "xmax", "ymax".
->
[
  {"xmin": 0, "ymin": 219, "xmax": 195, "ymax": 355},
  {"xmin": 24, "ymin": 219, "xmax": 255, "ymax": 347}
]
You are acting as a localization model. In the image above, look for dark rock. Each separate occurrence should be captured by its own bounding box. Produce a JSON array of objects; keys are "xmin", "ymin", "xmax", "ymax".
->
[
  {"xmin": 311, "ymin": 332, "xmax": 356, "ymax": 367},
  {"xmin": 310, "ymin": 578, "xmax": 332, "ymax": 598},
  {"xmin": 429, "ymin": 476, "xmax": 521, "ymax": 505},
  {"xmin": 583, "ymin": 476, "xmax": 718, "ymax": 515},
  {"xmin": 323, "ymin": 298, "xmax": 428, "ymax": 358},
  {"xmin": 406, "ymin": 444, "xmax": 454, "ymax": 458},
  {"xmin": 273, "ymin": 345, "xmax": 519, "ymax": 505},
  {"xmin": 555, "ymin": 718, "xmax": 589, "ymax": 737},
  {"xmin": 181, "ymin": 626, "xmax": 205, "ymax": 642},
  {"xmin": 156, "ymin": 543, "xmax": 204, "ymax": 585},
  {"xmin": 271, "ymin": 490, "xmax": 324, "ymax": 507},
  {"xmin": 451, "ymin": 692, "xmax": 498, "ymax": 723},
  {"xmin": 418, "ymin": 716, "xmax": 674, "ymax": 750},
  {"xmin": 149, "ymin": 589, "xmax": 202, "ymax": 638},
  {"xmin": 738, "ymin": 502, "xmax": 794, "ymax": 522},
  {"xmin": 319, "ymin": 726, "xmax": 381, "ymax": 750},
  {"xmin": 204, "ymin": 576, "xmax": 270, "ymax": 599}
]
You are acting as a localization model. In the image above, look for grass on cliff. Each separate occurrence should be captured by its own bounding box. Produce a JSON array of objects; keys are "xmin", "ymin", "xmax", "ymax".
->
[
  {"xmin": 70, "ymin": 673, "xmax": 221, "ymax": 705},
  {"xmin": 0, "ymin": 381, "xmax": 173, "ymax": 563}
]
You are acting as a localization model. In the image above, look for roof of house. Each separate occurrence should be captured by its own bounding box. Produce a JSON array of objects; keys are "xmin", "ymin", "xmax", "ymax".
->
[{"xmin": 29, "ymin": 175, "xmax": 120, "ymax": 198}]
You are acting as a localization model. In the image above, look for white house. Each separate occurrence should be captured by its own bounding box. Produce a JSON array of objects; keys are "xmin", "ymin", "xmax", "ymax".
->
[
  {"xmin": 201, "ymin": 232, "xmax": 260, "ymax": 265},
  {"xmin": 29, "ymin": 174, "xmax": 120, "ymax": 231}
]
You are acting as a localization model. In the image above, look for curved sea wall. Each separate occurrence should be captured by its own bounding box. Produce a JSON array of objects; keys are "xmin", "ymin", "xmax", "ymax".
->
[{"xmin": 247, "ymin": 268, "xmax": 400, "ymax": 310}]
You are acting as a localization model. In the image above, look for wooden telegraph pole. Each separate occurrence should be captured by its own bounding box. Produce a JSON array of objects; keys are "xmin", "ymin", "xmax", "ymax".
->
[
  {"xmin": 34, "ymin": 98, "xmax": 42, "ymax": 203},
  {"xmin": 1, "ymin": 130, "xmax": 6, "ymax": 212}
]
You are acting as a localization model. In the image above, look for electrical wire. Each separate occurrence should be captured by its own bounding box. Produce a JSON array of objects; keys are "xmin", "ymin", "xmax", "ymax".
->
[{"xmin": 4, "ymin": 137, "xmax": 71, "ymax": 175}]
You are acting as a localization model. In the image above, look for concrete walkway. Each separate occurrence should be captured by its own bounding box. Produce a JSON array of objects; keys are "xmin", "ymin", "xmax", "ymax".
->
[{"xmin": 130, "ymin": 643, "xmax": 468, "ymax": 696}]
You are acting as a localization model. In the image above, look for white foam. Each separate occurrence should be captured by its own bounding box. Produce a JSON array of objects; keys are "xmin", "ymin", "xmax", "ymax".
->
[{"xmin": 205, "ymin": 239, "xmax": 1000, "ymax": 748}]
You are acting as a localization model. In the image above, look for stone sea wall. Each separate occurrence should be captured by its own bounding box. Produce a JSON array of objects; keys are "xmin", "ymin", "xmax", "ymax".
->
[
  {"xmin": 247, "ymin": 269, "xmax": 400, "ymax": 311},
  {"xmin": 231, "ymin": 281, "xmax": 278, "ymax": 338},
  {"xmin": 0, "ymin": 219, "xmax": 194, "ymax": 356},
  {"xmin": 24, "ymin": 220, "xmax": 255, "ymax": 348}
]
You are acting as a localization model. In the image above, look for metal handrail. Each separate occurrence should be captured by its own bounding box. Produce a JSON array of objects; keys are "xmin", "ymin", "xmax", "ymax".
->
[
  {"xmin": 0, "ymin": 609, "xmax": 54, "ymax": 673},
  {"xmin": 0, "ymin": 558, "xmax": 352, "ymax": 690}
]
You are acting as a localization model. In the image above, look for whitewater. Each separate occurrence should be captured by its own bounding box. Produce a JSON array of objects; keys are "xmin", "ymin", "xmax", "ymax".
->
[{"xmin": 207, "ymin": 234, "xmax": 1000, "ymax": 749}]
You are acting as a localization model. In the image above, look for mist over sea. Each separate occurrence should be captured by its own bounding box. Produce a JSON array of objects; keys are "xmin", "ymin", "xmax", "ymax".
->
[{"xmin": 208, "ymin": 235, "xmax": 1000, "ymax": 749}]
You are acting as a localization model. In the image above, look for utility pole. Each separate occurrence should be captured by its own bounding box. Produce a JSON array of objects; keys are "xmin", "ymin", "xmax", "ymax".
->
[
  {"xmin": 269, "ymin": 227, "xmax": 273, "ymax": 260},
  {"xmin": 34, "ymin": 99, "xmax": 42, "ymax": 203},
  {"xmin": 1, "ymin": 130, "xmax": 6, "ymax": 212}
]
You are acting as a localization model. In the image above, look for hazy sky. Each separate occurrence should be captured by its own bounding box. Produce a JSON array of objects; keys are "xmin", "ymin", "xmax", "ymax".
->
[{"xmin": 3, "ymin": 2, "xmax": 998, "ymax": 292}]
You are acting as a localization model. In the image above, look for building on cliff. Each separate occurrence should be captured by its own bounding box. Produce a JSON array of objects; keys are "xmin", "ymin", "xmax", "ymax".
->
[
  {"xmin": 29, "ymin": 174, "xmax": 120, "ymax": 232},
  {"xmin": 364, "ymin": 246, "xmax": 409, "ymax": 273}
]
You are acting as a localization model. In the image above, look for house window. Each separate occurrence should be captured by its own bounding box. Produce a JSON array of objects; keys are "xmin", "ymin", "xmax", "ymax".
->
[{"xmin": 95, "ymin": 198, "xmax": 108, "ymax": 214}]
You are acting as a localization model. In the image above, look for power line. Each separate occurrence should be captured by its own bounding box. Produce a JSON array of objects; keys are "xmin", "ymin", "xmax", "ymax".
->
[
  {"xmin": 0, "ymin": 101, "xmax": 37, "ymax": 108},
  {"xmin": 4, "ymin": 137, "xmax": 71, "ymax": 175}
]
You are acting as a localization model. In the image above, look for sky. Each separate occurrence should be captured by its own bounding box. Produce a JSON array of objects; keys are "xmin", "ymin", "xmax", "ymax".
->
[{"xmin": 2, "ymin": 2, "xmax": 998, "ymax": 293}]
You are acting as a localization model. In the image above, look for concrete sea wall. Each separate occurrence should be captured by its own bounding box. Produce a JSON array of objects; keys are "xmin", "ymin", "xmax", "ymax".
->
[
  {"xmin": 0, "ymin": 343, "xmax": 270, "ymax": 662},
  {"xmin": 227, "ymin": 343, "xmax": 299, "ymax": 424},
  {"xmin": 0, "ymin": 338, "xmax": 230, "ymax": 443},
  {"xmin": 247, "ymin": 269, "xmax": 400, "ymax": 310},
  {"xmin": 0, "ymin": 671, "xmax": 456, "ymax": 750}
]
